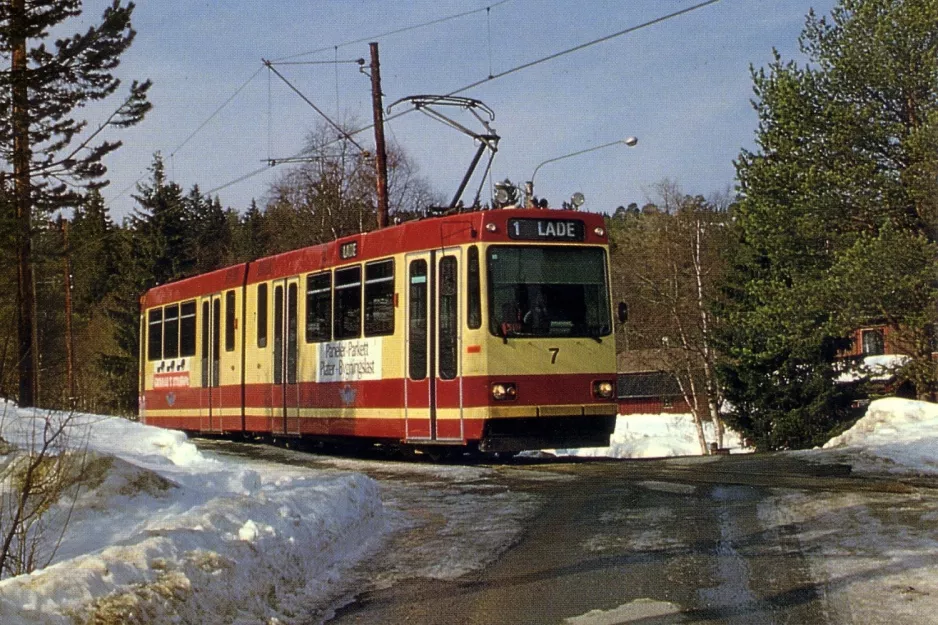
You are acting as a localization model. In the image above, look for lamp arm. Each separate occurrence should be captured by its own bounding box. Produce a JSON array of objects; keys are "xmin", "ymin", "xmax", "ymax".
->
[{"xmin": 529, "ymin": 139, "xmax": 625, "ymax": 184}]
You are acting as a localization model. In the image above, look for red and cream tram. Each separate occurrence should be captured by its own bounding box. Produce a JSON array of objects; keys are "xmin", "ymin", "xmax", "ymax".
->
[{"xmin": 139, "ymin": 207, "xmax": 619, "ymax": 454}]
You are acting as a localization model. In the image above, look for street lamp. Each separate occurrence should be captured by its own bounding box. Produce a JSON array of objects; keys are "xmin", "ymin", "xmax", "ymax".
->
[{"xmin": 525, "ymin": 136, "xmax": 638, "ymax": 208}]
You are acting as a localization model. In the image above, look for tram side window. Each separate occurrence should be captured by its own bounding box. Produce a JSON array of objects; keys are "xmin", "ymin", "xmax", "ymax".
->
[
  {"xmin": 201, "ymin": 301, "xmax": 210, "ymax": 387},
  {"xmin": 257, "ymin": 283, "xmax": 268, "ymax": 348},
  {"xmin": 409, "ymin": 259, "xmax": 428, "ymax": 380},
  {"xmin": 148, "ymin": 301, "xmax": 196, "ymax": 361},
  {"xmin": 163, "ymin": 305, "xmax": 179, "ymax": 359},
  {"xmin": 306, "ymin": 272, "xmax": 332, "ymax": 343},
  {"xmin": 439, "ymin": 256, "xmax": 458, "ymax": 380},
  {"xmin": 467, "ymin": 245, "xmax": 481, "ymax": 329},
  {"xmin": 225, "ymin": 290, "xmax": 236, "ymax": 352},
  {"xmin": 334, "ymin": 266, "xmax": 362, "ymax": 340},
  {"xmin": 147, "ymin": 309, "xmax": 163, "ymax": 361},
  {"xmin": 180, "ymin": 301, "xmax": 197, "ymax": 357},
  {"xmin": 364, "ymin": 260, "xmax": 394, "ymax": 337}
]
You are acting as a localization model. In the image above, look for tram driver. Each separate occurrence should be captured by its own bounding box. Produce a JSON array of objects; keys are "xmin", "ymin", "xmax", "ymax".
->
[{"xmin": 523, "ymin": 292, "xmax": 549, "ymax": 332}]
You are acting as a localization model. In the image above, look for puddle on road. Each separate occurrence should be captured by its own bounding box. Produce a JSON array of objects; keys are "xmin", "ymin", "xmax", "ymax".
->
[{"xmin": 698, "ymin": 485, "xmax": 769, "ymax": 623}]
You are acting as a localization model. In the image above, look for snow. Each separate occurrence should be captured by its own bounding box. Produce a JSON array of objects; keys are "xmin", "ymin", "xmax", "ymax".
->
[
  {"xmin": 821, "ymin": 396, "xmax": 938, "ymax": 475},
  {"xmin": 565, "ymin": 598, "xmax": 682, "ymax": 624},
  {"xmin": 0, "ymin": 402, "xmax": 386, "ymax": 624},
  {"xmin": 1, "ymin": 397, "xmax": 937, "ymax": 624},
  {"xmin": 547, "ymin": 412, "xmax": 748, "ymax": 459},
  {"xmin": 836, "ymin": 353, "xmax": 911, "ymax": 383}
]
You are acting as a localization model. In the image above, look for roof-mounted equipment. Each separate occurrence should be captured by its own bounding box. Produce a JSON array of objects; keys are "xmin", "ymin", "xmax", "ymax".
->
[{"xmin": 388, "ymin": 95, "xmax": 499, "ymax": 210}]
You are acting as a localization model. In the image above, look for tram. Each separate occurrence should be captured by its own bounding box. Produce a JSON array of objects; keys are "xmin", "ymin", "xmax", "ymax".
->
[{"xmin": 139, "ymin": 206, "xmax": 619, "ymax": 454}]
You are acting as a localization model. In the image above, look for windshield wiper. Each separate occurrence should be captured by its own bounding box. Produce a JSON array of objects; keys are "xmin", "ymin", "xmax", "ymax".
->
[{"xmin": 586, "ymin": 326, "xmax": 604, "ymax": 343}]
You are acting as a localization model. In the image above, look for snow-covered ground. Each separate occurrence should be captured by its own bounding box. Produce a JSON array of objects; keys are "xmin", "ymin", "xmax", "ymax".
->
[
  {"xmin": 771, "ymin": 398, "xmax": 938, "ymax": 625},
  {"xmin": 550, "ymin": 412, "xmax": 748, "ymax": 458},
  {"xmin": 0, "ymin": 398, "xmax": 936, "ymax": 624},
  {"xmin": 0, "ymin": 403, "xmax": 385, "ymax": 624}
]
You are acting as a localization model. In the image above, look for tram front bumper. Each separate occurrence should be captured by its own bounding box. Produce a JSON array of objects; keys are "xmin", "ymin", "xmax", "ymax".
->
[{"xmin": 479, "ymin": 410, "xmax": 617, "ymax": 453}]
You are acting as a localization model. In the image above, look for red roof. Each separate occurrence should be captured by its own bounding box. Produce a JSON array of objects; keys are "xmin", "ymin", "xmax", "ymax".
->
[{"xmin": 142, "ymin": 208, "xmax": 608, "ymax": 307}]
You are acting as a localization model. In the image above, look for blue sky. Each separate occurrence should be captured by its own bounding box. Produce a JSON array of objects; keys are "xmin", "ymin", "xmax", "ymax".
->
[{"xmin": 74, "ymin": 0, "xmax": 838, "ymax": 220}]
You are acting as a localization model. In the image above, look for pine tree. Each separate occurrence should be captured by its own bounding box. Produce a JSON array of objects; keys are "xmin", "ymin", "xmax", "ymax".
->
[
  {"xmin": 99, "ymin": 223, "xmax": 138, "ymax": 415},
  {"xmin": 101, "ymin": 154, "xmax": 190, "ymax": 415},
  {"xmin": 233, "ymin": 199, "xmax": 270, "ymax": 262},
  {"xmin": 0, "ymin": 0, "xmax": 151, "ymax": 406},
  {"xmin": 186, "ymin": 188, "xmax": 232, "ymax": 274},
  {"xmin": 718, "ymin": 0, "xmax": 938, "ymax": 450},
  {"xmin": 129, "ymin": 154, "xmax": 192, "ymax": 286},
  {"xmin": 70, "ymin": 191, "xmax": 119, "ymax": 309},
  {"xmin": 68, "ymin": 191, "xmax": 125, "ymax": 411}
]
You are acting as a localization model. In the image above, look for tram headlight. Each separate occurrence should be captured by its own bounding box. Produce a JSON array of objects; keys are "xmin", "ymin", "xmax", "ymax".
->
[
  {"xmin": 592, "ymin": 380, "xmax": 615, "ymax": 399},
  {"xmin": 491, "ymin": 382, "xmax": 517, "ymax": 401}
]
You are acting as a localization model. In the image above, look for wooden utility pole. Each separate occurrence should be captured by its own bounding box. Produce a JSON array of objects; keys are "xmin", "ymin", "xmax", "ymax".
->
[
  {"xmin": 61, "ymin": 219, "xmax": 76, "ymax": 406},
  {"xmin": 12, "ymin": 0, "xmax": 37, "ymax": 407},
  {"xmin": 369, "ymin": 42, "xmax": 389, "ymax": 229}
]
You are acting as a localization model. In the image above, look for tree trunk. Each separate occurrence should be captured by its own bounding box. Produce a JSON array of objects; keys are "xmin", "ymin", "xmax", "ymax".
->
[{"xmin": 12, "ymin": 0, "xmax": 37, "ymax": 407}]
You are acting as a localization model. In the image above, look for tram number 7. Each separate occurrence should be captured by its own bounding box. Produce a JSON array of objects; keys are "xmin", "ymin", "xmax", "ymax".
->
[{"xmin": 548, "ymin": 347, "xmax": 560, "ymax": 365}]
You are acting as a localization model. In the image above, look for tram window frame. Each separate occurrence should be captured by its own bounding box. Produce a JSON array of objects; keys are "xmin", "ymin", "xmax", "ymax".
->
[
  {"xmin": 439, "ymin": 256, "xmax": 458, "ymax": 380},
  {"xmin": 212, "ymin": 298, "xmax": 221, "ymax": 387},
  {"xmin": 467, "ymin": 245, "xmax": 481, "ymax": 329},
  {"xmin": 201, "ymin": 301, "xmax": 210, "ymax": 387},
  {"xmin": 305, "ymin": 272, "xmax": 332, "ymax": 343},
  {"xmin": 334, "ymin": 265, "xmax": 362, "ymax": 340},
  {"xmin": 408, "ymin": 259, "xmax": 428, "ymax": 381},
  {"xmin": 486, "ymin": 245, "xmax": 612, "ymax": 339},
  {"xmin": 163, "ymin": 304, "xmax": 180, "ymax": 359},
  {"xmin": 364, "ymin": 259, "xmax": 395, "ymax": 337},
  {"xmin": 180, "ymin": 301, "xmax": 197, "ymax": 357},
  {"xmin": 225, "ymin": 290, "xmax": 236, "ymax": 352},
  {"xmin": 147, "ymin": 308, "xmax": 163, "ymax": 361},
  {"xmin": 257, "ymin": 283, "xmax": 268, "ymax": 348}
]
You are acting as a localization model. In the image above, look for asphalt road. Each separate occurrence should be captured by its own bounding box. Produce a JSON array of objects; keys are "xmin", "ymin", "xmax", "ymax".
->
[{"xmin": 197, "ymin": 441, "xmax": 929, "ymax": 624}]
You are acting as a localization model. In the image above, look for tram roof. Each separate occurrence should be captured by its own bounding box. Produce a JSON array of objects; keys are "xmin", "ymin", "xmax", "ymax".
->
[{"xmin": 142, "ymin": 208, "xmax": 608, "ymax": 308}]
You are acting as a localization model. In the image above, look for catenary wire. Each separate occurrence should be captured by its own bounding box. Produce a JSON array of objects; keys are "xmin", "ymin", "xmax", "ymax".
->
[
  {"xmin": 106, "ymin": 4, "xmax": 513, "ymax": 209},
  {"xmin": 203, "ymin": 0, "xmax": 721, "ymax": 197},
  {"xmin": 271, "ymin": 0, "xmax": 513, "ymax": 62}
]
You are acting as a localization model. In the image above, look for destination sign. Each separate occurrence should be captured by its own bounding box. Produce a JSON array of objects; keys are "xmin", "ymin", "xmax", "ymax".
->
[
  {"xmin": 507, "ymin": 218, "xmax": 585, "ymax": 242},
  {"xmin": 339, "ymin": 241, "xmax": 358, "ymax": 259}
]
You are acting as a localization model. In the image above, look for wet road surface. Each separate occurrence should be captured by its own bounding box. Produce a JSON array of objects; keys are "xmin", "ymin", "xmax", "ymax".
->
[{"xmin": 197, "ymin": 441, "xmax": 929, "ymax": 624}]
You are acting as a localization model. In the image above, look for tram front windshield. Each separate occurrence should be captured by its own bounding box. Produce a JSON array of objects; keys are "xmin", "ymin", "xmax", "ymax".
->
[{"xmin": 487, "ymin": 246, "xmax": 611, "ymax": 338}]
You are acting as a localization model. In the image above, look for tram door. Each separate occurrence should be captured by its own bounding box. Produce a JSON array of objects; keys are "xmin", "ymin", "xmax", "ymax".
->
[
  {"xmin": 404, "ymin": 248, "xmax": 464, "ymax": 442},
  {"xmin": 199, "ymin": 294, "xmax": 223, "ymax": 433},
  {"xmin": 271, "ymin": 278, "xmax": 300, "ymax": 436}
]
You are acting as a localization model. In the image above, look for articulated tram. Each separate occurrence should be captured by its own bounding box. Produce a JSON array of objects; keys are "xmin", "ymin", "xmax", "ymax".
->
[{"xmin": 139, "ymin": 207, "xmax": 619, "ymax": 454}]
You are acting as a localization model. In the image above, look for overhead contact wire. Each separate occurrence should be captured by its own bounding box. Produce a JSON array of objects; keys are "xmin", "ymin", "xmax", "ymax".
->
[
  {"xmin": 206, "ymin": 0, "xmax": 721, "ymax": 197},
  {"xmin": 271, "ymin": 0, "xmax": 513, "ymax": 62}
]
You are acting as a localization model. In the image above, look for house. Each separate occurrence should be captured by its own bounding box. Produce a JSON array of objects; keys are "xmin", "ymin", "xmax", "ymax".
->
[
  {"xmin": 616, "ymin": 370, "xmax": 691, "ymax": 414},
  {"xmin": 838, "ymin": 324, "xmax": 923, "ymax": 399},
  {"xmin": 841, "ymin": 325, "xmax": 895, "ymax": 358},
  {"xmin": 616, "ymin": 349, "xmax": 693, "ymax": 415}
]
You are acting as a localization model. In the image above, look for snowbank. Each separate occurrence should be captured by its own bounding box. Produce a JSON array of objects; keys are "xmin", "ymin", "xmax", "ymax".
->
[
  {"xmin": 550, "ymin": 413, "xmax": 748, "ymax": 459},
  {"xmin": 822, "ymin": 397, "xmax": 938, "ymax": 475},
  {"xmin": 0, "ymin": 404, "xmax": 386, "ymax": 624}
]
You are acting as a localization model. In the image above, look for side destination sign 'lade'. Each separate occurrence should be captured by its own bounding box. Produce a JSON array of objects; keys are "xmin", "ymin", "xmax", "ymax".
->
[{"xmin": 507, "ymin": 218, "xmax": 585, "ymax": 241}]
